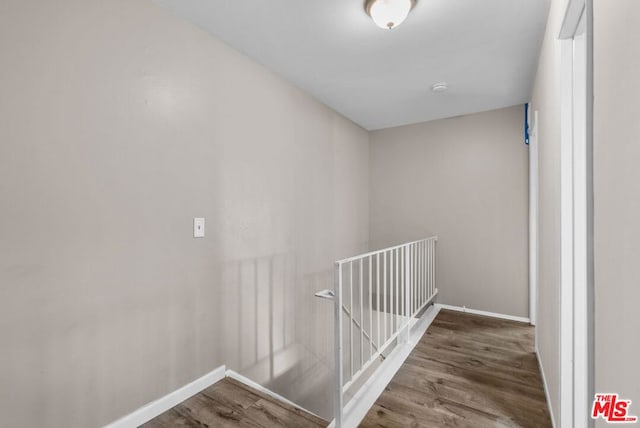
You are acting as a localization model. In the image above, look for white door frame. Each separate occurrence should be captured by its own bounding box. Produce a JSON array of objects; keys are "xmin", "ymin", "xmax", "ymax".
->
[
  {"xmin": 529, "ymin": 108, "xmax": 538, "ymax": 328},
  {"xmin": 559, "ymin": 0, "xmax": 594, "ymax": 426}
]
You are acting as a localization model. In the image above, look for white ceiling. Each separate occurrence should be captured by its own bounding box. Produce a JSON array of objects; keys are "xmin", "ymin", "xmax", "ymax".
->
[{"xmin": 155, "ymin": 0, "xmax": 550, "ymax": 130}]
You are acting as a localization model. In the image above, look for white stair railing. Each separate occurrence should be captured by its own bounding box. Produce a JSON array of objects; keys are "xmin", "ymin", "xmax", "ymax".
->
[{"xmin": 316, "ymin": 237, "xmax": 438, "ymax": 427}]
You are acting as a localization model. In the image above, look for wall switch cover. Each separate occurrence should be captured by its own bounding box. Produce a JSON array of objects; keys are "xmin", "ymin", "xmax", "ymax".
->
[{"xmin": 193, "ymin": 217, "xmax": 205, "ymax": 238}]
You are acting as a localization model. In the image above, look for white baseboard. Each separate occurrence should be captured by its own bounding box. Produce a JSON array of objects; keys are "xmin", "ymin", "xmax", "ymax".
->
[
  {"xmin": 435, "ymin": 303, "xmax": 531, "ymax": 324},
  {"xmin": 105, "ymin": 364, "xmax": 226, "ymax": 428},
  {"xmin": 328, "ymin": 304, "xmax": 441, "ymax": 428},
  {"xmin": 536, "ymin": 347, "xmax": 557, "ymax": 428},
  {"xmin": 104, "ymin": 364, "xmax": 327, "ymax": 428},
  {"xmin": 225, "ymin": 370, "xmax": 324, "ymax": 420}
]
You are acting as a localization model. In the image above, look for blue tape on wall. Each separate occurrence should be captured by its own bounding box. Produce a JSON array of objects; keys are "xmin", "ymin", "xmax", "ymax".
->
[{"xmin": 524, "ymin": 103, "xmax": 530, "ymax": 145}]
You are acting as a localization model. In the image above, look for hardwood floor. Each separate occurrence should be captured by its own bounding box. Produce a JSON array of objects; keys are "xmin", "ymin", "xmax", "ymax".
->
[
  {"xmin": 360, "ymin": 309, "xmax": 552, "ymax": 428},
  {"xmin": 142, "ymin": 377, "xmax": 327, "ymax": 428},
  {"xmin": 143, "ymin": 309, "xmax": 551, "ymax": 428}
]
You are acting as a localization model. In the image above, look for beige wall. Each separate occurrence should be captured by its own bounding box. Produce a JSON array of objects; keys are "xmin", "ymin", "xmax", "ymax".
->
[
  {"xmin": 11, "ymin": 1, "xmax": 638, "ymax": 427},
  {"xmin": 0, "ymin": 1, "xmax": 368, "ymax": 426},
  {"xmin": 532, "ymin": 1, "xmax": 640, "ymax": 425},
  {"xmin": 593, "ymin": 1, "xmax": 640, "ymax": 425},
  {"xmin": 369, "ymin": 106, "xmax": 529, "ymax": 318},
  {"xmin": 529, "ymin": 0, "xmax": 566, "ymax": 423}
]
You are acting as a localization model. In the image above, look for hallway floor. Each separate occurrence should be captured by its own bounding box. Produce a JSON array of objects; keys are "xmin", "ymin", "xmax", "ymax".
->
[
  {"xmin": 142, "ymin": 377, "xmax": 327, "ymax": 428},
  {"xmin": 142, "ymin": 309, "xmax": 551, "ymax": 428},
  {"xmin": 359, "ymin": 309, "xmax": 552, "ymax": 428}
]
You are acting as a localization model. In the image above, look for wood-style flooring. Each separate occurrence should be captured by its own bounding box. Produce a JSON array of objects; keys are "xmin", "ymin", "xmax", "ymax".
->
[
  {"xmin": 142, "ymin": 309, "xmax": 551, "ymax": 427},
  {"xmin": 142, "ymin": 377, "xmax": 327, "ymax": 428},
  {"xmin": 359, "ymin": 309, "xmax": 553, "ymax": 428}
]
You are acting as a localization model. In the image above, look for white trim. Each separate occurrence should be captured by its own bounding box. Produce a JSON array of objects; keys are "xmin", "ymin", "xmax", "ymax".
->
[
  {"xmin": 585, "ymin": 1, "xmax": 595, "ymax": 423},
  {"xmin": 529, "ymin": 109, "xmax": 539, "ymax": 326},
  {"xmin": 560, "ymin": 35, "xmax": 576, "ymax": 428},
  {"xmin": 434, "ymin": 304, "xmax": 530, "ymax": 324},
  {"xmin": 104, "ymin": 365, "xmax": 226, "ymax": 428},
  {"xmin": 536, "ymin": 347, "xmax": 557, "ymax": 428},
  {"xmin": 560, "ymin": 6, "xmax": 592, "ymax": 426},
  {"xmin": 225, "ymin": 370, "xmax": 325, "ymax": 421},
  {"xmin": 103, "ymin": 365, "xmax": 326, "ymax": 428},
  {"xmin": 572, "ymin": 19, "xmax": 589, "ymax": 427},
  {"xmin": 327, "ymin": 305, "xmax": 441, "ymax": 428}
]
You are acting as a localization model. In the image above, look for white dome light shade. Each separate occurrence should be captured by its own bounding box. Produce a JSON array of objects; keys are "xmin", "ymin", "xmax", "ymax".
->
[{"xmin": 366, "ymin": 0, "xmax": 415, "ymax": 30}]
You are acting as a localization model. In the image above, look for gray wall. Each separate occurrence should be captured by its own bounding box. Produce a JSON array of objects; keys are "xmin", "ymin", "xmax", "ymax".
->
[
  {"xmin": 532, "ymin": 1, "xmax": 640, "ymax": 425},
  {"xmin": 12, "ymin": 1, "xmax": 630, "ymax": 427},
  {"xmin": 529, "ymin": 0, "xmax": 566, "ymax": 422},
  {"xmin": 593, "ymin": 1, "xmax": 640, "ymax": 425},
  {"xmin": 0, "ymin": 1, "xmax": 369, "ymax": 426},
  {"xmin": 369, "ymin": 106, "xmax": 529, "ymax": 318}
]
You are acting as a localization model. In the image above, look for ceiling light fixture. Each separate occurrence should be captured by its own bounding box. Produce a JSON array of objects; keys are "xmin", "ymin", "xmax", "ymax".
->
[{"xmin": 365, "ymin": 0, "xmax": 416, "ymax": 30}]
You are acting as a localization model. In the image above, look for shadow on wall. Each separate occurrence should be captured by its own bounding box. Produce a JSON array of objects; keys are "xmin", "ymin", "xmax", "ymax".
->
[{"xmin": 217, "ymin": 252, "xmax": 335, "ymax": 419}]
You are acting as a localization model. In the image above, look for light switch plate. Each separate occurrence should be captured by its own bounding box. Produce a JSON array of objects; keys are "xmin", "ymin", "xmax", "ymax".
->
[{"xmin": 193, "ymin": 217, "xmax": 205, "ymax": 238}]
